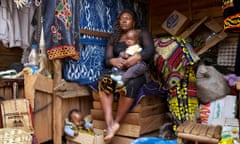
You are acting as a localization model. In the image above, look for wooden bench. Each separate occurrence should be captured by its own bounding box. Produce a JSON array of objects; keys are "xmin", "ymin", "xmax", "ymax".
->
[{"xmin": 176, "ymin": 121, "xmax": 222, "ymax": 144}]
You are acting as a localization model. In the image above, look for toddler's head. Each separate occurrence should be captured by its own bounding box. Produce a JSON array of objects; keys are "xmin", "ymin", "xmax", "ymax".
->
[
  {"xmin": 68, "ymin": 109, "xmax": 84, "ymax": 127},
  {"xmin": 125, "ymin": 30, "xmax": 139, "ymax": 47}
]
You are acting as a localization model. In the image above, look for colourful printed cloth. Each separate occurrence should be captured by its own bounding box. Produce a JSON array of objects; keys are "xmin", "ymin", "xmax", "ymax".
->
[
  {"xmin": 223, "ymin": 0, "xmax": 240, "ymax": 33},
  {"xmin": 154, "ymin": 37, "xmax": 200, "ymax": 127},
  {"xmin": 42, "ymin": 0, "xmax": 80, "ymax": 60},
  {"xmin": 89, "ymin": 79, "xmax": 167, "ymax": 111}
]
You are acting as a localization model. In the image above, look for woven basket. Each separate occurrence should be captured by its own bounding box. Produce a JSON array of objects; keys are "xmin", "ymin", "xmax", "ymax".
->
[{"xmin": 0, "ymin": 128, "xmax": 32, "ymax": 144}]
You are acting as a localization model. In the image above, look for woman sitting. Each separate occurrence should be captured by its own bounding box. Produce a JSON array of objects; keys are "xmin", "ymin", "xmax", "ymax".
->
[{"xmin": 98, "ymin": 9, "xmax": 155, "ymax": 143}]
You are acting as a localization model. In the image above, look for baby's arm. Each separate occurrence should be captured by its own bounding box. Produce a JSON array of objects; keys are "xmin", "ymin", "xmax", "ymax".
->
[
  {"xmin": 64, "ymin": 125, "xmax": 78, "ymax": 137},
  {"xmin": 120, "ymin": 51, "xmax": 130, "ymax": 59},
  {"xmin": 84, "ymin": 122, "xmax": 94, "ymax": 132}
]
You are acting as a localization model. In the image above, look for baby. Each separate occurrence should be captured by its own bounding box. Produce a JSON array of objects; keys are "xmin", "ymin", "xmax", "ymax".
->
[
  {"xmin": 64, "ymin": 109, "xmax": 93, "ymax": 137},
  {"xmin": 110, "ymin": 29, "xmax": 147, "ymax": 86}
]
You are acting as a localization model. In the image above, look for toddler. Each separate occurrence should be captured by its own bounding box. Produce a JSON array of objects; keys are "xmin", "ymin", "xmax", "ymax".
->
[
  {"xmin": 64, "ymin": 109, "xmax": 93, "ymax": 137},
  {"xmin": 110, "ymin": 29, "xmax": 147, "ymax": 86}
]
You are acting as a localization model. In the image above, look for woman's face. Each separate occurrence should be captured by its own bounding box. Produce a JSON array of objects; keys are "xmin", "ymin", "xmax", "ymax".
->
[{"xmin": 119, "ymin": 12, "xmax": 134, "ymax": 31}]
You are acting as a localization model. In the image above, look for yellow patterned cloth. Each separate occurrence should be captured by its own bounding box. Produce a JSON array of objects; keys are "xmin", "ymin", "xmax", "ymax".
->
[{"xmin": 154, "ymin": 37, "xmax": 200, "ymax": 128}]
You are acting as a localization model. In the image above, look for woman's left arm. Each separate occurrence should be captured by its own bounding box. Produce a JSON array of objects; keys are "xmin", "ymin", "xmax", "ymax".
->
[{"xmin": 138, "ymin": 29, "xmax": 155, "ymax": 62}]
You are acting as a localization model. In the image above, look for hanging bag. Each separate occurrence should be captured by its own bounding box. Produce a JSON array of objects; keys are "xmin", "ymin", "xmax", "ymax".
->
[{"xmin": 0, "ymin": 82, "xmax": 34, "ymax": 133}]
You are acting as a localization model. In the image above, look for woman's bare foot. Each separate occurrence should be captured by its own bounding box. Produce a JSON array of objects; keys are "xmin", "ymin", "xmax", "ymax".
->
[{"xmin": 104, "ymin": 122, "xmax": 120, "ymax": 143}]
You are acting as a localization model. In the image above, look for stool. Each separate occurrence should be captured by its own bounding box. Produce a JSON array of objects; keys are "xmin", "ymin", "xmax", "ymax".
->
[{"xmin": 176, "ymin": 121, "xmax": 222, "ymax": 144}]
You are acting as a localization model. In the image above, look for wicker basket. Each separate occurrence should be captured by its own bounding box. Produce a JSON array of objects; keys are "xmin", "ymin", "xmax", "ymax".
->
[{"xmin": 0, "ymin": 128, "xmax": 32, "ymax": 144}]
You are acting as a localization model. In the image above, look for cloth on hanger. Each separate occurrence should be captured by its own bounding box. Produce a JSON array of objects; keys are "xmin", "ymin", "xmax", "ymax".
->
[
  {"xmin": 223, "ymin": 0, "xmax": 240, "ymax": 33},
  {"xmin": 0, "ymin": 0, "xmax": 34, "ymax": 48},
  {"xmin": 42, "ymin": 0, "xmax": 80, "ymax": 60},
  {"xmin": 63, "ymin": 44, "xmax": 105, "ymax": 84}
]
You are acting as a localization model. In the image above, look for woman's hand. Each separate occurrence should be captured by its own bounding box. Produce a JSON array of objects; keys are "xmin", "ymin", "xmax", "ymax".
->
[
  {"xmin": 110, "ymin": 57, "xmax": 126, "ymax": 69},
  {"xmin": 123, "ymin": 54, "xmax": 141, "ymax": 68}
]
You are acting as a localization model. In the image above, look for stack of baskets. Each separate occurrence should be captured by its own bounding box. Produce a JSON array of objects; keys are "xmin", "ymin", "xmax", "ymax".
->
[{"xmin": 0, "ymin": 128, "xmax": 32, "ymax": 144}]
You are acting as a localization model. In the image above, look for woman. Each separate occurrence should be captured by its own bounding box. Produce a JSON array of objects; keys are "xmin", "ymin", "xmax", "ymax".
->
[{"xmin": 98, "ymin": 9, "xmax": 155, "ymax": 143}]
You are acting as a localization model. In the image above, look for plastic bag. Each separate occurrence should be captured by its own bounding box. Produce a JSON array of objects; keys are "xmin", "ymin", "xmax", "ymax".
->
[{"xmin": 196, "ymin": 64, "xmax": 230, "ymax": 104}]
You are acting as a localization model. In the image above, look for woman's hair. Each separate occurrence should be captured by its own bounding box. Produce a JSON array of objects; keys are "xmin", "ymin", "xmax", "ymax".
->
[{"xmin": 108, "ymin": 9, "xmax": 141, "ymax": 47}]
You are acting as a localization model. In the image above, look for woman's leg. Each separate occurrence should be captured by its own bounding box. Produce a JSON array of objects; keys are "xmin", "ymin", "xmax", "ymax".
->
[
  {"xmin": 115, "ymin": 95, "xmax": 134, "ymax": 123},
  {"xmin": 104, "ymin": 95, "xmax": 135, "ymax": 142},
  {"xmin": 99, "ymin": 91, "xmax": 114, "ymax": 130}
]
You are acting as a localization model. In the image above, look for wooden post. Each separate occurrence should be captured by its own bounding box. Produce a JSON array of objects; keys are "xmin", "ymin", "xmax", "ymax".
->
[{"xmin": 53, "ymin": 59, "xmax": 62, "ymax": 144}]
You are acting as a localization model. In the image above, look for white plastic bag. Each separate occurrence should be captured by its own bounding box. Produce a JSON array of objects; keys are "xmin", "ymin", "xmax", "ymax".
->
[{"xmin": 196, "ymin": 64, "xmax": 230, "ymax": 104}]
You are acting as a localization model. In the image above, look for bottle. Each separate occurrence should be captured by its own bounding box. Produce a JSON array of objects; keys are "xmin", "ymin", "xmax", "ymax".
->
[
  {"xmin": 28, "ymin": 44, "xmax": 39, "ymax": 66},
  {"xmin": 28, "ymin": 44, "xmax": 39, "ymax": 74}
]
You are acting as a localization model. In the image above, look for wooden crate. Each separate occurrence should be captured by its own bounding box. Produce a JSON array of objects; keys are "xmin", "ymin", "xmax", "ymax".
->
[
  {"xmin": 0, "ymin": 78, "xmax": 25, "ymax": 99},
  {"xmin": 24, "ymin": 74, "xmax": 53, "ymax": 143},
  {"xmin": 0, "ymin": 75, "xmax": 53, "ymax": 143},
  {"xmin": 24, "ymin": 74, "xmax": 93, "ymax": 143},
  {"xmin": 91, "ymin": 91, "xmax": 169, "ymax": 139},
  {"xmin": 111, "ymin": 130, "xmax": 159, "ymax": 144},
  {"xmin": 65, "ymin": 129, "xmax": 160, "ymax": 144},
  {"xmin": 176, "ymin": 121, "xmax": 222, "ymax": 144}
]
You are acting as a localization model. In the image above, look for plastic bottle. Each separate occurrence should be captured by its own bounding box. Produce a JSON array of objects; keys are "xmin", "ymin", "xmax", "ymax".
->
[
  {"xmin": 27, "ymin": 44, "xmax": 39, "ymax": 74},
  {"xmin": 28, "ymin": 44, "xmax": 39, "ymax": 66}
]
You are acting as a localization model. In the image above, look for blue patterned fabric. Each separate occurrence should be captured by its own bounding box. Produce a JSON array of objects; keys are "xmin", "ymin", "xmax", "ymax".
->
[
  {"xmin": 80, "ymin": 0, "xmax": 117, "ymax": 45},
  {"xmin": 63, "ymin": 45, "xmax": 105, "ymax": 84},
  {"xmin": 79, "ymin": 0, "xmax": 134, "ymax": 46},
  {"xmin": 63, "ymin": 0, "xmax": 146, "ymax": 84}
]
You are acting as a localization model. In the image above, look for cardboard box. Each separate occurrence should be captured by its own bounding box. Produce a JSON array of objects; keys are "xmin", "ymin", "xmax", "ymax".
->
[
  {"xmin": 161, "ymin": 10, "xmax": 189, "ymax": 36},
  {"xmin": 66, "ymin": 131, "xmax": 105, "ymax": 144},
  {"xmin": 211, "ymin": 118, "xmax": 239, "ymax": 139},
  {"xmin": 200, "ymin": 95, "xmax": 237, "ymax": 125}
]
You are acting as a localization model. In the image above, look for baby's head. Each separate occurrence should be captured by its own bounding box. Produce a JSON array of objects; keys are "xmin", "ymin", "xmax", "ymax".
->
[
  {"xmin": 125, "ymin": 30, "xmax": 138, "ymax": 47},
  {"xmin": 68, "ymin": 109, "xmax": 84, "ymax": 126}
]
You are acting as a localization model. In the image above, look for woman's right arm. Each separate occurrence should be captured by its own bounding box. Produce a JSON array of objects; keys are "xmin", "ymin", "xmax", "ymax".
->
[{"xmin": 105, "ymin": 44, "xmax": 125, "ymax": 69}]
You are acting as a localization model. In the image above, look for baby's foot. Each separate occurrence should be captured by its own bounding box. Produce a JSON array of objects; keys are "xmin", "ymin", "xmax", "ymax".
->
[
  {"xmin": 110, "ymin": 74, "xmax": 122, "ymax": 81},
  {"xmin": 110, "ymin": 74, "xmax": 124, "ymax": 87}
]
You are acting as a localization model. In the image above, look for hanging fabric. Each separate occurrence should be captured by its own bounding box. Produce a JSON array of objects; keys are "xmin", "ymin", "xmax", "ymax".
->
[
  {"xmin": 62, "ymin": 0, "xmax": 148, "ymax": 84},
  {"xmin": 0, "ymin": 0, "xmax": 35, "ymax": 48},
  {"xmin": 223, "ymin": 0, "xmax": 240, "ymax": 33},
  {"xmin": 42, "ymin": 0, "xmax": 80, "ymax": 60},
  {"xmin": 154, "ymin": 37, "xmax": 200, "ymax": 128},
  {"xmin": 63, "ymin": 45, "xmax": 105, "ymax": 84},
  {"xmin": 79, "ymin": 0, "xmax": 118, "ymax": 46}
]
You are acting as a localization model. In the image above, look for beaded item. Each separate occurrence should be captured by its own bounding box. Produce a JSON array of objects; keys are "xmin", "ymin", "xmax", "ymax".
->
[{"xmin": 154, "ymin": 37, "xmax": 200, "ymax": 130}]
